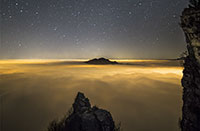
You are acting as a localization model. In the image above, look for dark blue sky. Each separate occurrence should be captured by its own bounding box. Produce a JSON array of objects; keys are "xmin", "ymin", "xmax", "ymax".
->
[{"xmin": 0, "ymin": 0, "xmax": 189, "ymax": 59}]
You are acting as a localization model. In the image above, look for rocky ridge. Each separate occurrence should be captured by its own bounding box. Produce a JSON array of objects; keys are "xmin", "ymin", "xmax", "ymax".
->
[{"xmin": 48, "ymin": 92, "xmax": 117, "ymax": 131}]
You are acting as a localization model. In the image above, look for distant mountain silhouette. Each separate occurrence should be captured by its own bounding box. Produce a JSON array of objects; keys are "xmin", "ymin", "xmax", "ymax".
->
[{"xmin": 85, "ymin": 58, "xmax": 118, "ymax": 65}]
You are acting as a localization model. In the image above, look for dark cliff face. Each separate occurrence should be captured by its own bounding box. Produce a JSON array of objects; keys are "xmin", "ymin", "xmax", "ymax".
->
[
  {"xmin": 48, "ymin": 92, "xmax": 115, "ymax": 131},
  {"xmin": 180, "ymin": 1, "xmax": 200, "ymax": 131},
  {"xmin": 181, "ymin": 57, "xmax": 200, "ymax": 131}
]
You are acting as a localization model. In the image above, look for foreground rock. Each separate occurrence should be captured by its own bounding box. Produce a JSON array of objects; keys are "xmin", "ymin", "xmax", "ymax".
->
[
  {"xmin": 85, "ymin": 58, "xmax": 118, "ymax": 65},
  {"xmin": 180, "ymin": 1, "xmax": 200, "ymax": 131},
  {"xmin": 48, "ymin": 92, "xmax": 116, "ymax": 131}
]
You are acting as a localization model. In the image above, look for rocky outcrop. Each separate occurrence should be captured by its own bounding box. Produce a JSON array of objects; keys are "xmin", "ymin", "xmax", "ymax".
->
[
  {"xmin": 180, "ymin": 1, "xmax": 200, "ymax": 131},
  {"xmin": 48, "ymin": 92, "xmax": 116, "ymax": 131},
  {"xmin": 85, "ymin": 58, "xmax": 118, "ymax": 65}
]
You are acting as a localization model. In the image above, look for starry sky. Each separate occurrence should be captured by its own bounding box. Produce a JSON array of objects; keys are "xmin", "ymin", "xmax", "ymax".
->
[{"xmin": 0, "ymin": 0, "xmax": 188, "ymax": 59}]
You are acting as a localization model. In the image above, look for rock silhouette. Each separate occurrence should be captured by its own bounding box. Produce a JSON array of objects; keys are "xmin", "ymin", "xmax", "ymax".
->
[
  {"xmin": 48, "ymin": 92, "xmax": 116, "ymax": 131},
  {"xmin": 85, "ymin": 58, "xmax": 118, "ymax": 65},
  {"xmin": 180, "ymin": 0, "xmax": 200, "ymax": 131}
]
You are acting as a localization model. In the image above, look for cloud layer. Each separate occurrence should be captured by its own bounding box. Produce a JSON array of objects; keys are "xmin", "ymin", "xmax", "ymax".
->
[{"xmin": 0, "ymin": 60, "xmax": 183, "ymax": 131}]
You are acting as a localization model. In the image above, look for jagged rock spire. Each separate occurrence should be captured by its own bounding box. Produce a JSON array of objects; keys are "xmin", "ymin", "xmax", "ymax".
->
[
  {"xmin": 48, "ymin": 92, "xmax": 115, "ymax": 131},
  {"xmin": 72, "ymin": 92, "xmax": 91, "ymax": 113}
]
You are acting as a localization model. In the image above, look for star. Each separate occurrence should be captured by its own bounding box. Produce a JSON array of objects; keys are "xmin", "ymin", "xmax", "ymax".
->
[
  {"xmin": 173, "ymin": 15, "xmax": 177, "ymax": 18},
  {"xmin": 138, "ymin": 2, "xmax": 142, "ymax": 6},
  {"xmin": 62, "ymin": 34, "xmax": 66, "ymax": 38}
]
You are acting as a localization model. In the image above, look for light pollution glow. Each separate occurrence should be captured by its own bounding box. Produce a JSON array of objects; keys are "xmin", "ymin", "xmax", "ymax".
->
[{"xmin": 0, "ymin": 59, "xmax": 183, "ymax": 131}]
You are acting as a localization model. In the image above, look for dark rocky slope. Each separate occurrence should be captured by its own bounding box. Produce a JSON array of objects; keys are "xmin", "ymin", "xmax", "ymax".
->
[
  {"xmin": 48, "ymin": 92, "xmax": 119, "ymax": 131},
  {"xmin": 180, "ymin": 1, "xmax": 200, "ymax": 131}
]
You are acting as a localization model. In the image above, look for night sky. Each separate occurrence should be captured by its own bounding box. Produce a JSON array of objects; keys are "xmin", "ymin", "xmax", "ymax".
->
[{"xmin": 0, "ymin": 0, "xmax": 188, "ymax": 59}]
